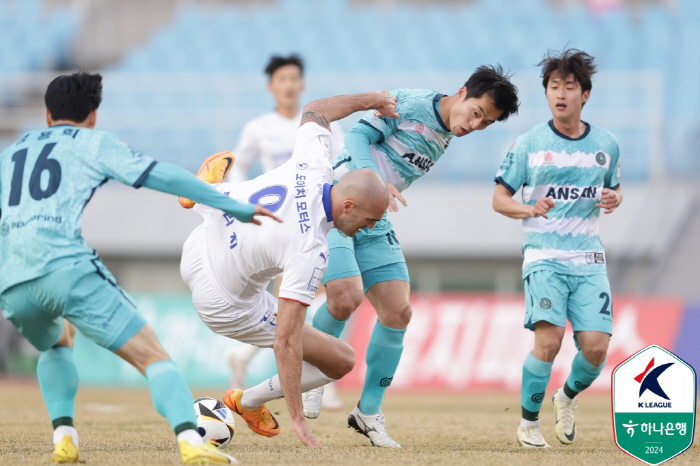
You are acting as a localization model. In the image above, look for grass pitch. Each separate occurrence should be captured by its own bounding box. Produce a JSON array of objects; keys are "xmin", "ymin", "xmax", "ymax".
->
[{"xmin": 0, "ymin": 381, "xmax": 697, "ymax": 465}]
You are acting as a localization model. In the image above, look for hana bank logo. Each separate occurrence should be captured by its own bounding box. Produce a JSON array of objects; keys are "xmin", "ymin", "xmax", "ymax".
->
[{"xmin": 635, "ymin": 358, "xmax": 674, "ymax": 408}]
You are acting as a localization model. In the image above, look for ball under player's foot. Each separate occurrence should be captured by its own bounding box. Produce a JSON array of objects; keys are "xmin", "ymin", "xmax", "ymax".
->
[
  {"xmin": 347, "ymin": 404, "xmax": 401, "ymax": 448},
  {"xmin": 302, "ymin": 386, "xmax": 324, "ymax": 419},
  {"xmin": 517, "ymin": 424, "xmax": 551, "ymax": 448},
  {"xmin": 179, "ymin": 439, "xmax": 238, "ymax": 464},
  {"xmin": 51, "ymin": 435, "xmax": 79, "ymax": 463},
  {"xmin": 179, "ymin": 151, "xmax": 236, "ymax": 208},
  {"xmin": 223, "ymin": 389, "xmax": 281, "ymax": 437},
  {"xmin": 552, "ymin": 389, "xmax": 577, "ymax": 444}
]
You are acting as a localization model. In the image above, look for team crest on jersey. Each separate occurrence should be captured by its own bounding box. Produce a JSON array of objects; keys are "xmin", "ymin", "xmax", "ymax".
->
[
  {"xmin": 540, "ymin": 298, "xmax": 552, "ymax": 309},
  {"xmin": 296, "ymin": 161, "xmax": 308, "ymax": 170},
  {"xmin": 543, "ymin": 151, "xmax": 554, "ymax": 164},
  {"xmin": 415, "ymin": 124, "xmax": 425, "ymax": 134},
  {"xmin": 596, "ymin": 152, "xmax": 607, "ymax": 165}
]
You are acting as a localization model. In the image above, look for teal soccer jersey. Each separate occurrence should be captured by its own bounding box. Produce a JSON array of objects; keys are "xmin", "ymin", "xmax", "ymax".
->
[
  {"xmin": 495, "ymin": 121, "xmax": 620, "ymax": 278},
  {"xmin": 0, "ymin": 126, "xmax": 156, "ymax": 295},
  {"xmin": 335, "ymin": 88, "xmax": 453, "ymax": 192}
]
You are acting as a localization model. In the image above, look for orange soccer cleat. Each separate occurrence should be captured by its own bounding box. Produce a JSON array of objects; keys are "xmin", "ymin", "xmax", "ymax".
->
[
  {"xmin": 223, "ymin": 389, "xmax": 281, "ymax": 437},
  {"xmin": 179, "ymin": 151, "xmax": 235, "ymax": 209}
]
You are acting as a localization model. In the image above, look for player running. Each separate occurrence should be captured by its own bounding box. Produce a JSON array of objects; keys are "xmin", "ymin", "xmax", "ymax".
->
[
  {"xmin": 180, "ymin": 91, "xmax": 396, "ymax": 447},
  {"xmin": 0, "ymin": 72, "xmax": 279, "ymax": 465},
  {"xmin": 308, "ymin": 66, "xmax": 520, "ymax": 447},
  {"xmin": 221, "ymin": 54, "xmax": 344, "ymax": 412},
  {"xmin": 492, "ymin": 49, "xmax": 622, "ymax": 448}
]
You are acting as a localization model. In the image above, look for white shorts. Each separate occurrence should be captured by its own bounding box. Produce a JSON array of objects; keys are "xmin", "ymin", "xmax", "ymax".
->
[{"xmin": 180, "ymin": 227, "xmax": 278, "ymax": 348}]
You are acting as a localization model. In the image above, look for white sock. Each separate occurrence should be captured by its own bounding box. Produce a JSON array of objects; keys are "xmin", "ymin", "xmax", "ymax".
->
[
  {"xmin": 556, "ymin": 388, "xmax": 575, "ymax": 402},
  {"xmin": 240, "ymin": 362, "xmax": 335, "ymax": 409},
  {"xmin": 53, "ymin": 426, "xmax": 79, "ymax": 445},
  {"xmin": 177, "ymin": 429, "xmax": 204, "ymax": 446},
  {"xmin": 519, "ymin": 418, "xmax": 540, "ymax": 428}
]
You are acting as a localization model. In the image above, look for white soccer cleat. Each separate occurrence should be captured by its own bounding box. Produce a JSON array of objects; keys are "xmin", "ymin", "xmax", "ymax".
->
[
  {"xmin": 517, "ymin": 425, "xmax": 551, "ymax": 448},
  {"xmin": 552, "ymin": 389, "xmax": 577, "ymax": 444},
  {"xmin": 347, "ymin": 404, "xmax": 401, "ymax": 448},
  {"xmin": 321, "ymin": 381, "xmax": 344, "ymax": 411},
  {"xmin": 302, "ymin": 386, "xmax": 324, "ymax": 419}
]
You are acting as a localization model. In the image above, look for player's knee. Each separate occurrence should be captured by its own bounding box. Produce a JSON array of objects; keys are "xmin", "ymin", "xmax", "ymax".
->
[
  {"xmin": 582, "ymin": 341, "xmax": 609, "ymax": 367},
  {"xmin": 328, "ymin": 287, "xmax": 363, "ymax": 321},
  {"xmin": 538, "ymin": 337, "xmax": 562, "ymax": 361},
  {"xmin": 398, "ymin": 303, "xmax": 412, "ymax": 326},
  {"xmin": 379, "ymin": 303, "xmax": 412, "ymax": 330}
]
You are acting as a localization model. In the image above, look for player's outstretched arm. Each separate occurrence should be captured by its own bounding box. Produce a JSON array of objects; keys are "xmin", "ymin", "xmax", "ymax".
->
[
  {"xmin": 300, "ymin": 90, "xmax": 398, "ymax": 130},
  {"xmin": 273, "ymin": 298, "xmax": 322, "ymax": 448},
  {"xmin": 141, "ymin": 162, "xmax": 281, "ymax": 224},
  {"xmin": 492, "ymin": 183, "xmax": 554, "ymax": 219}
]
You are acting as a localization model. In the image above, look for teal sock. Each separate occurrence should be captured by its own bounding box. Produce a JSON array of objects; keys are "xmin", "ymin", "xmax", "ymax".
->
[
  {"xmin": 37, "ymin": 346, "xmax": 79, "ymax": 423},
  {"xmin": 359, "ymin": 322, "xmax": 405, "ymax": 415},
  {"xmin": 145, "ymin": 360, "xmax": 197, "ymax": 433},
  {"xmin": 312, "ymin": 302, "xmax": 347, "ymax": 338},
  {"xmin": 521, "ymin": 353, "xmax": 553, "ymax": 421},
  {"xmin": 564, "ymin": 352, "xmax": 605, "ymax": 398}
]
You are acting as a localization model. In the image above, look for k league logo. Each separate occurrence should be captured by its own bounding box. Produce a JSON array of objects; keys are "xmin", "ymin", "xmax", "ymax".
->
[{"xmin": 612, "ymin": 345, "xmax": 696, "ymax": 465}]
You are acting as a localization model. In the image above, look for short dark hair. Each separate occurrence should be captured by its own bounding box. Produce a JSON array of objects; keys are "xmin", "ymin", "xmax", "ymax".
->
[
  {"xmin": 45, "ymin": 72, "xmax": 102, "ymax": 122},
  {"xmin": 264, "ymin": 54, "xmax": 304, "ymax": 79},
  {"xmin": 464, "ymin": 65, "xmax": 519, "ymax": 122},
  {"xmin": 538, "ymin": 48, "xmax": 597, "ymax": 94}
]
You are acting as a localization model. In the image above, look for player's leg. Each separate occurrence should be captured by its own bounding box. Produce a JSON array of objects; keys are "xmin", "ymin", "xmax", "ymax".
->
[
  {"xmin": 68, "ymin": 258, "xmax": 235, "ymax": 464},
  {"xmin": 552, "ymin": 274, "xmax": 612, "ymax": 444},
  {"xmin": 517, "ymin": 270, "xmax": 568, "ymax": 448},
  {"xmin": 0, "ymin": 277, "xmax": 82, "ymax": 463},
  {"xmin": 312, "ymin": 229, "xmax": 363, "ymax": 337}
]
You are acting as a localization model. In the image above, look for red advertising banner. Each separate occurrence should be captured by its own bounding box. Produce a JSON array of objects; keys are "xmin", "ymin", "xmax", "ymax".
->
[{"xmin": 338, "ymin": 294, "xmax": 684, "ymax": 392}]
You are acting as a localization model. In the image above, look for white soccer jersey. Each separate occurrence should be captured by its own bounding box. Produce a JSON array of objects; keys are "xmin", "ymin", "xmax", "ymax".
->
[
  {"xmin": 192, "ymin": 123, "xmax": 334, "ymax": 316},
  {"xmin": 227, "ymin": 110, "xmax": 344, "ymax": 182}
]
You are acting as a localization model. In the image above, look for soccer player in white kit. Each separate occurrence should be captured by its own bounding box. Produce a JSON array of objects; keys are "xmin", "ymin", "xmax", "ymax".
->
[
  {"xmin": 180, "ymin": 91, "xmax": 397, "ymax": 447},
  {"xmin": 224, "ymin": 55, "xmax": 345, "ymax": 411}
]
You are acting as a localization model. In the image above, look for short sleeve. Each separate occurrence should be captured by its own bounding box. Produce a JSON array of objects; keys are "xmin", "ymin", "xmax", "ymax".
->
[
  {"xmin": 278, "ymin": 249, "xmax": 326, "ymax": 305},
  {"xmin": 356, "ymin": 89, "xmax": 403, "ymax": 143},
  {"xmin": 329, "ymin": 121, "xmax": 345, "ymax": 159},
  {"xmin": 494, "ymin": 137, "xmax": 529, "ymax": 195},
  {"xmin": 228, "ymin": 121, "xmax": 259, "ymax": 182},
  {"xmin": 604, "ymin": 142, "xmax": 620, "ymax": 190},
  {"xmin": 293, "ymin": 122, "xmax": 332, "ymax": 169},
  {"xmin": 95, "ymin": 133, "xmax": 156, "ymax": 187}
]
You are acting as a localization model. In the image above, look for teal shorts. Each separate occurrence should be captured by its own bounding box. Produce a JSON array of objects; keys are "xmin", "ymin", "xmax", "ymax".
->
[
  {"xmin": 524, "ymin": 269, "xmax": 613, "ymax": 334},
  {"xmin": 323, "ymin": 217, "xmax": 409, "ymax": 293},
  {"xmin": 0, "ymin": 257, "xmax": 146, "ymax": 352}
]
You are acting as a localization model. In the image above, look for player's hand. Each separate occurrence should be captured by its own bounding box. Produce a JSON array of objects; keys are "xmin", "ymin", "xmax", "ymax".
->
[
  {"xmin": 292, "ymin": 419, "xmax": 324, "ymax": 448},
  {"xmin": 386, "ymin": 183, "xmax": 407, "ymax": 212},
  {"xmin": 373, "ymin": 90, "xmax": 399, "ymax": 119},
  {"xmin": 596, "ymin": 188, "xmax": 620, "ymax": 214},
  {"xmin": 530, "ymin": 197, "xmax": 555, "ymax": 219},
  {"xmin": 249, "ymin": 205, "xmax": 283, "ymax": 225}
]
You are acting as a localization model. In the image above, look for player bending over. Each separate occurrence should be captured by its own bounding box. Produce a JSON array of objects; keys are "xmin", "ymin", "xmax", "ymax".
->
[
  {"xmin": 492, "ymin": 49, "xmax": 622, "ymax": 448},
  {"xmin": 180, "ymin": 91, "xmax": 396, "ymax": 447},
  {"xmin": 308, "ymin": 66, "xmax": 520, "ymax": 447},
  {"xmin": 0, "ymin": 72, "xmax": 279, "ymax": 465}
]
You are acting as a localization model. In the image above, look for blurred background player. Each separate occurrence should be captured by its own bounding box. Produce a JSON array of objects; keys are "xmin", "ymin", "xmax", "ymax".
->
[
  {"xmin": 180, "ymin": 91, "xmax": 397, "ymax": 447},
  {"xmin": 492, "ymin": 49, "xmax": 622, "ymax": 448},
  {"xmin": 0, "ymin": 72, "xmax": 278, "ymax": 465},
  {"xmin": 224, "ymin": 54, "xmax": 345, "ymax": 411},
  {"xmin": 309, "ymin": 66, "xmax": 520, "ymax": 447}
]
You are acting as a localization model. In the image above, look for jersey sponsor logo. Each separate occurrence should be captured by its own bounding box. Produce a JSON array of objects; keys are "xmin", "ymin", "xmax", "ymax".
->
[
  {"xmin": 585, "ymin": 252, "xmax": 605, "ymax": 264},
  {"xmin": 596, "ymin": 152, "xmax": 607, "ymax": 165},
  {"xmin": 260, "ymin": 309, "xmax": 277, "ymax": 327},
  {"xmin": 0, "ymin": 215, "xmax": 63, "ymax": 235},
  {"xmin": 308, "ymin": 267, "xmax": 324, "ymax": 292},
  {"xmin": 499, "ymin": 151, "xmax": 514, "ymax": 171},
  {"xmin": 401, "ymin": 152, "xmax": 434, "ymax": 172},
  {"xmin": 543, "ymin": 151, "xmax": 554, "ymax": 164},
  {"xmin": 415, "ymin": 124, "xmax": 425, "ymax": 134},
  {"xmin": 544, "ymin": 186, "xmax": 597, "ymax": 200},
  {"xmin": 294, "ymin": 174, "xmax": 311, "ymax": 233}
]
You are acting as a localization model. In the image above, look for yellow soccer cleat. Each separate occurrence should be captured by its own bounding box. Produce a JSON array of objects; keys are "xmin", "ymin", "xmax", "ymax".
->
[
  {"xmin": 223, "ymin": 389, "xmax": 280, "ymax": 437},
  {"xmin": 179, "ymin": 439, "xmax": 238, "ymax": 465},
  {"xmin": 51, "ymin": 435, "xmax": 79, "ymax": 463},
  {"xmin": 179, "ymin": 151, "xmax": 236, "ymax": 209}
]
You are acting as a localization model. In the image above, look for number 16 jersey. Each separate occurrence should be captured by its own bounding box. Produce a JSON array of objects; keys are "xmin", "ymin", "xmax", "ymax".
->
[{"xmin": 0, "ymin": 126, "xmax": 156, "ymax": 295}]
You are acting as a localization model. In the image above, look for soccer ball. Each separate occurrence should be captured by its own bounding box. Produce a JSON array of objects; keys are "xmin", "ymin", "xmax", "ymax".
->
[{"xmin": 193, "ymin": 397, "xmax": 235, "ymax": 447}]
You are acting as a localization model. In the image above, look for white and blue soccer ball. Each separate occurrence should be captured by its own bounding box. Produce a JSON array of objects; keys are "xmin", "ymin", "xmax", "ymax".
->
[{"xmin": 193, "ymin": 397, "xmax": 235, "ymax": 447}]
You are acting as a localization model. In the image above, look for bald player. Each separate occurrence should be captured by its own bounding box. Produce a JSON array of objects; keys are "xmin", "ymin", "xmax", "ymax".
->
[{"xmin": 180, "ymin": 91, "xmax": 396, "ymax": 447}]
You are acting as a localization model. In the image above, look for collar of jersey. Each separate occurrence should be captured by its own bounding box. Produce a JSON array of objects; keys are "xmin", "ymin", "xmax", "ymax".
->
[
  {"xmin": 322, "ymin": 183, "xmax": 333, "ymax": 222},
  {"xmin": 548, "ymin": 119, "xmax": 590, "ymax": 141},
  {"xmin": 432, "ymin": 93, "xmax": 450, "ymax": 132}
]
